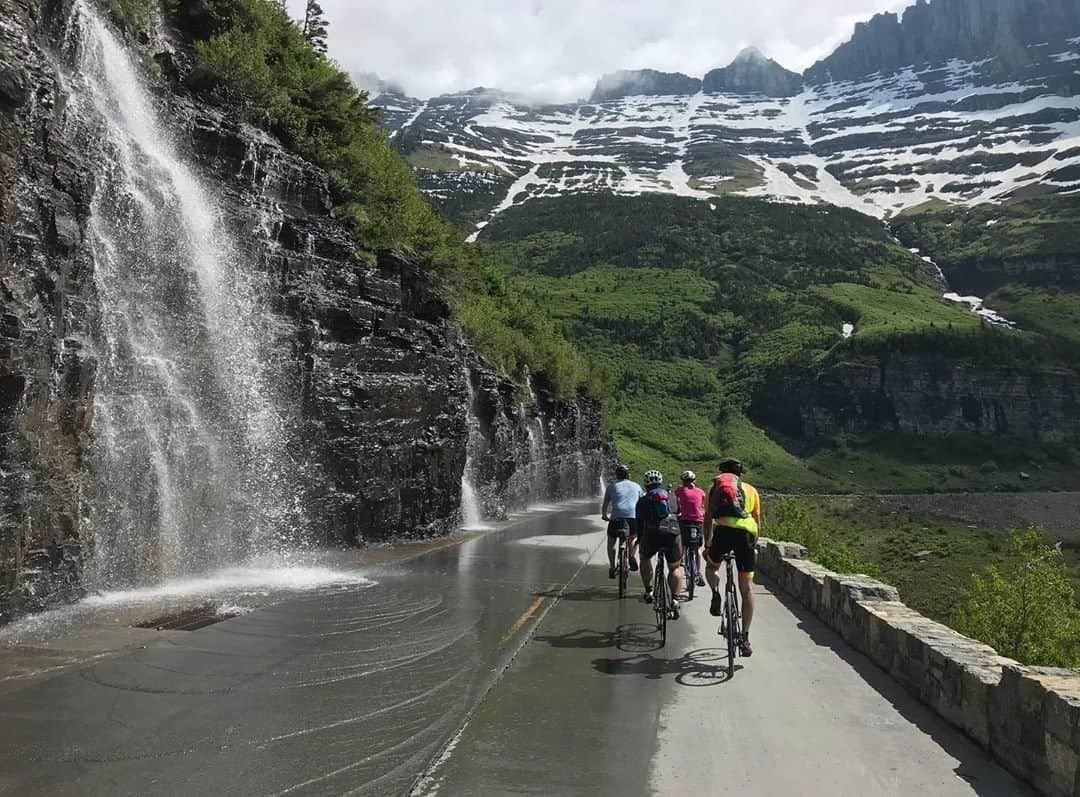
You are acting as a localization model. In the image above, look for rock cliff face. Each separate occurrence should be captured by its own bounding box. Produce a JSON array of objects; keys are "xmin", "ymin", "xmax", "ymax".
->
[
  {"xmin": 754, "ymin": 355, "xmax": 1080, "ymax": 443},
  {"xmin": 589, "ymin": 70, "xmax": 702, "ymax": 103},
  {"xmin": 0, "ymin": 0, "xmax": 606, "ymax": 621},
  {"xmin": 805, "ymin": 0, "xmax": 1080, "ymax": 84},
  {"xmin": 702, "ymin": 48, "xmax": 802, "ymax": 97}
]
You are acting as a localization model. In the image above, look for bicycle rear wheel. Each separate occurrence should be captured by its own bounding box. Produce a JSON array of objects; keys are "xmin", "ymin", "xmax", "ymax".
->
[
  {"xmin": 654, "ymin": 572, "xmax": 667, "ymax": 647},
  {"xmin": 684, "ymin": 549, "xmax": 695, "ymax": 601}
]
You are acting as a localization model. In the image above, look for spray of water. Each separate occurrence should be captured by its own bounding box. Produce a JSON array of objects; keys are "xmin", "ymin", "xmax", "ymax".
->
[{"xmin": 64, "ymin": 1, "xmax": 306, "ymax": 590}]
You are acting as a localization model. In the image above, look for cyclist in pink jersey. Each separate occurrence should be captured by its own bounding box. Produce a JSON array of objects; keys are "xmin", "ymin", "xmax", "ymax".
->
[{"xmin": 674, "ymin": 471, "xmax": 707, "ymax": 588}]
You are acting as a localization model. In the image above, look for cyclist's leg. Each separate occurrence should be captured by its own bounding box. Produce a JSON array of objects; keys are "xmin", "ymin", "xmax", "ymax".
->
[
  {"xmin": 666, "ymin": 538, "xmax": 685, "ymax": 601},
  {"xmin": 705, "ymin": 533, "xmax": 727, "ymax": 615},
  {"xmin": 627, "ymin": 520, "xmax": 640, "ymax": 570},
  {"xmin": 605, "ymin": 522, "xmax": 618, "ymax": 574},
  {"xmin": 736, "ymin": 532, "xmax": 757, "ymax": 646},
  {"xmin": 638, "ymin": 532, "xmax": 657, "ymax": 597}
]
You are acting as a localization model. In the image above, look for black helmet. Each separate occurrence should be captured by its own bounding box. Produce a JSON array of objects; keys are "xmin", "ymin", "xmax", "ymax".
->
[
  {"xmin": 614, "ymin": 463, "xmax": 630, "ymax": 479},
  {"xmin": 717, "ymin": 458, "xmax": 743, "ymax": 475}
]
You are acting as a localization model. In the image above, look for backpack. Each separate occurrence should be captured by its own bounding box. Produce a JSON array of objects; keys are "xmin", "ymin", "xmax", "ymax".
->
[
  {"xmin": 710, "ymin": 474, "xmax": 749, "ymax": 520},
  {"xmin": 645, "ymin": 486, "xmax": 671, "ymax": 522}
]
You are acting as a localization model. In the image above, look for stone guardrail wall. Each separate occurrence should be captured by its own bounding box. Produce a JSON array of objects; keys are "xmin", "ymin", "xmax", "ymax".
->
[{"xmin": 756, "ymin": 538, "xmax": 1080, "ymax": 797}]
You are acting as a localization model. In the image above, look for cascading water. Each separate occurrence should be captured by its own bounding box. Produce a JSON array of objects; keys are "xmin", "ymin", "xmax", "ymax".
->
[
  {"xmin": 460, "ymin": 369, "xmax": 491, "ymax": 530},
  {"xmin": 65, "ymin": 1, "xmax": 305, "ymax": 589},
  {"xmin": 521, "ymin": 370, "xmax": 546, "ymax": 502}
]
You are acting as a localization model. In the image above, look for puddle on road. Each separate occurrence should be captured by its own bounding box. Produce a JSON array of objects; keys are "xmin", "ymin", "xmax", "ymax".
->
[{"xmin": 1, "ymin": 558, "xmax": 373, "ymax": 647}]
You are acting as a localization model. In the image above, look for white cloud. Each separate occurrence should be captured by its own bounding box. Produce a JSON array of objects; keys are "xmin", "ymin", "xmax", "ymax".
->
[{"xmin": 287, "ymin": 0, "xmax": 913, "ymax": 100}]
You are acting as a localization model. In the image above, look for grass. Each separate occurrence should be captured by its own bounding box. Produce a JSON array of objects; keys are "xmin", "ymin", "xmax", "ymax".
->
[
  {"xmin": 988, "ymin": 284, "xmax": 1080, "ymax": 345},
  {"xmin": 801, "ymin": 432, "xmax": 1080, "ymax": 493},
  {"xmin": 813, "ymin": 281, "xmax": 984, "ymax": 341}
]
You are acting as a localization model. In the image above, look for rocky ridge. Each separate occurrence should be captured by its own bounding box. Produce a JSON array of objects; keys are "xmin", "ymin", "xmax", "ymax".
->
[{"xmin": 375, "ymin": 0, "xmax": 1080, "ymax": 230}]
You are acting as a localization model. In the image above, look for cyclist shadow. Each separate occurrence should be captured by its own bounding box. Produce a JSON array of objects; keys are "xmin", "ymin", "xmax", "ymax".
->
[
  {"xmin": 592, "ymin": 647, "xmax": 742, "ymax": 686},
  {"xmin": 534, "ymin": 623, "xmax": 662, "ymax": 653},
  {"xmin": 534, "ymin": 586, "xmax": 621, "ymax": 603}
]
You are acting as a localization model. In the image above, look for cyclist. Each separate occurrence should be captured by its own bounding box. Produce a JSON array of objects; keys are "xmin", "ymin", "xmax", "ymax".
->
[
  {"xmin": 601, "ymin": 464, "xmax": 644, "ymax": 579},
  {"xmin": 637, "ymin": 470, "xmax": 684, "ymax": 618},
  {"xmin": 674, "ymin": 470, "xmax": 707, "ymax": 589},
  {"xmin": 704, "ymin": 458, "xmax": 762, "ymax": 656}
]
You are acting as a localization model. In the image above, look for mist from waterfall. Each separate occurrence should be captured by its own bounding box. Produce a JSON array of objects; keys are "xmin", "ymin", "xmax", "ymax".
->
[{"xmin": 65, "ymin": 0, "xmax": 306, "ymax": 589}]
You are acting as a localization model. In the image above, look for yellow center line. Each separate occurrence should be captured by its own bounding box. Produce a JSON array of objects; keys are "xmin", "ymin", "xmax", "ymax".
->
[{"xmin": 500, "ymin": 595, "xmax": 546, "ymax": 644}]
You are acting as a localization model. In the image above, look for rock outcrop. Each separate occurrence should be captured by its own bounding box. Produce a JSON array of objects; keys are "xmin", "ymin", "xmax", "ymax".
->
[
  {"xmin": 702, "ymin": 47, "xmax": 802, "ymax": 97},
  {"xmin": 589, "ymin": 69, "xmax": 702, "ymax": 102},
  {"xmin": 754, "ymin": 355, "xmax": 1080, "ymax": 443},
  {"xmin": 0, "ymin": 0, "xmax": 607, "ymax": 621},
  {"xmin": 805, "ymin": 0, "xmax": 1080, "ymax": 84}
]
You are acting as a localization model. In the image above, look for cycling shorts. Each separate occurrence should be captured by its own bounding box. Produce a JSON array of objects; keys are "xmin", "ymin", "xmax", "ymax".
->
[
  {"xmin": 707, "ymin": 528, "xmax": 756, "ymax": 574},
  {"xmin": 639, "ymin": 527, "xmax": 683, "ymax": 565},
  {"xmin": 607, "ymin": 518, "xmax": 637, "ymax": 539},
  {"xmin": 678, "ymin": 520, "xmax": 704, "ymax": 549}
]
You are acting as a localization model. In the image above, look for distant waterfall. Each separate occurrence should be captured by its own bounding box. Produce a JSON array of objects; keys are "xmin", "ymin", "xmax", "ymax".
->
[
  {"xmin": 65, "ymin": 1, "xmax": 305, "ymax": 588},
  {"xmin": 459, "ymin": 369, "xmax": 490, "ymax": 529}
]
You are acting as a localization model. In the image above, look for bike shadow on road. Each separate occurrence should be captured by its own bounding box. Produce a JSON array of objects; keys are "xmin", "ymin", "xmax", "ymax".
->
[
  {"xmin": 591, "ymin": 647, "xmax": 740, "ymax": 686},
  {"xmin": 759, "ymin": 578, "xmax": 1036, "ymax": 797},
  {"xmin": 534, "ymin": 586, "xmax": 622, "ymax": 603},
  {"xmin": 534, "ymin": 622, "xmax": 655, "ymax": 652}
]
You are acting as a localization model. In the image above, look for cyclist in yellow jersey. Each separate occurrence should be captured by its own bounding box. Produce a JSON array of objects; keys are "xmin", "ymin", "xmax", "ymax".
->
[{"xmin": 704, "ymin": 458, "xmax": 762, "ymax": 657}]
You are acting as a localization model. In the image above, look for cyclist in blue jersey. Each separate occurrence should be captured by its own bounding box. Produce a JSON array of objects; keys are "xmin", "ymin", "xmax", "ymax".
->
[{"xmin": 601, "ymin": 464, "xmax": 644, "ymax": 578}]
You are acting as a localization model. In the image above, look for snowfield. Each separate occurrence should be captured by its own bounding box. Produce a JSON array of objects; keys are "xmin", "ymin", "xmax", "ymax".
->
[{"xmin": 374, "ymin": 38, "xmax": 1080, "ymax": 232}]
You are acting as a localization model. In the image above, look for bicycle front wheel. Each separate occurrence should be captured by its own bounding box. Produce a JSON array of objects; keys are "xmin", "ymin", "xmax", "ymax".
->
[{"xmin": 617, "ymin": 543, "xmax": 627, "ymax": 599}]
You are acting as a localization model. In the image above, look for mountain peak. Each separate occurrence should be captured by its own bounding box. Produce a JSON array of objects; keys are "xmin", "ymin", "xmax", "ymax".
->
[
  {"xmin": 806, "ymin": 0, "xmax": 1080, "ymax": 84},
  {"xmin": 703, "ymin": 49, "xmax": 802, "ymax": 97},
  {"xmin": 734, "ymin": 46, "xmax": 767, "ymax": 63}
]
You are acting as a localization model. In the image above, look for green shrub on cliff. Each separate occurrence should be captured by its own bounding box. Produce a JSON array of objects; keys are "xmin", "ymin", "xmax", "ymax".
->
[
  {"xmin": 161, "ymin": 0, "xmax": 593, "ymax": 396},
  {"xmin": 951, "ymin": 528, "xmax": 1080, "ymax": 668}
]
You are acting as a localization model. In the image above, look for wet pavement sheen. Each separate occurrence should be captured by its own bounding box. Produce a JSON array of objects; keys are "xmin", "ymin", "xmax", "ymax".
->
[{"xmin": 0, "ymin": 504, "xmax": 1031, "ymax": 796}]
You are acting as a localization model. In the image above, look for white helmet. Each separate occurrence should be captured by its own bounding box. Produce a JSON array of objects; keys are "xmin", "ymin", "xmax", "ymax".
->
[
  {"xmin": 644, "ymin": 469, "xmax": 664, "ymax": 486},
  {"xmin": 681, "ymin": 470, "xmax": 697, "ymax": 483}
]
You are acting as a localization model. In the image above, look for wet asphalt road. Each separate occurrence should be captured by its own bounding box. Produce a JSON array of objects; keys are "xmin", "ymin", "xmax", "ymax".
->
[{"xmin": 0, "ymin": 504, "xmax": 1030, "ymax": 796}]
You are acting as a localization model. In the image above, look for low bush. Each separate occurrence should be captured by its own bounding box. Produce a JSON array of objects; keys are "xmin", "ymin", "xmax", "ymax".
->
[{"xmin": 951, "ymin": 528, "xmax": 1080, "ymax": 668}]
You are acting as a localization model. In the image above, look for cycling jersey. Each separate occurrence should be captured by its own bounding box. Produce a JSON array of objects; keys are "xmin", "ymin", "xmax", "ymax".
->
[
  {"xmin": 710, "ymin": 479, "xmax": 761, "ymax": 535},
  {"xmin": 674, "ymin": 485, "xmax": 706, "ymax": 523},
  {"xmin": 604, "ymin": 479, "xmax": 645, "ymax": 520}
]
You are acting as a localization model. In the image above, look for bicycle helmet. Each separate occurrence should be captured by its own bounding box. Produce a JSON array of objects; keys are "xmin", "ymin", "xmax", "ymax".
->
[
  {"xmin": 680, "ymin": 470, "xmax": 697, "ymax": 483},
  {"xmin": 643, "ymin": 469, "xmax": 664, "ymax": 486},
  {"xmin": 717, "ymin": 458, "xmax": 743, "ymax": 475},
  {"xmin": 614, "ymin": 463, "xmax": 630, "ymax": 479}
]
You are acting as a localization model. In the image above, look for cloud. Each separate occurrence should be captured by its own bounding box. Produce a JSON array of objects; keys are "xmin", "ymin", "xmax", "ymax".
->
[{"xmin": 287, "ymin": 0, "xmax": 914, "ymax": 101}]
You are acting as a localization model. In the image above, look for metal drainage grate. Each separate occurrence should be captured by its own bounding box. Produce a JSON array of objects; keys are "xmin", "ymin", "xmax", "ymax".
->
[{"xmin": 134, "ymin": 605, "xmax": 237, "ymax": 631}]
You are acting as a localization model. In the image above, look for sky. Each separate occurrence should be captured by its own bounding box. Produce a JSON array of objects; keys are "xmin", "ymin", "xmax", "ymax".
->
[{"xmin": 286, "ymin": 0, "xmax": 914, "ymax": 101}]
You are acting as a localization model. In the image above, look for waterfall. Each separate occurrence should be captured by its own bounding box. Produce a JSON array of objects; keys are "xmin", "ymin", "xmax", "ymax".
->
[
  {"xmin": 460, "ymin": 369, "xmax": 491, "ymax": 530},
  {"xmin": 65, "ymin": 1, "xmax": 305, "ymax": 589}
]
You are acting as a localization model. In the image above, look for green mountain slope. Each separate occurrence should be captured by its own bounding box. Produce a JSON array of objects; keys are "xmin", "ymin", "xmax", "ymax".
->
[{"xmin": 480, "ymin": 194, "xmax": 1080, "ymax": 491}]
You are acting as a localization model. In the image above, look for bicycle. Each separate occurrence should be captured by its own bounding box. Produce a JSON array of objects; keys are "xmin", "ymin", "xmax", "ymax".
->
[
  {"xmin": 681, "ymin": 523, "xmax": 702, "ymax": 600},
  {"xmin": 614, "ymin": 520, "xmax": 631, "ymax": 599},
  {"xmin": 653, "ymin": 554, "xmax": 669, "ymax": 647},
  {"xmin": 718, "ymin": 552, "xmax": 742, "ymax": 676}
]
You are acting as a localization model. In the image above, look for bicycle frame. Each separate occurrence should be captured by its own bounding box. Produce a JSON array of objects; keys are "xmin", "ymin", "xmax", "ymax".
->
[
  {"xmin": 720, "ymin": 554, "xmax": 742, "ymax": 676},
  {"xmin": 682, "ymin": 523, "xmax": 701, "ymax": 600},
  {"xmin": 616, "ymin": 526, "xmax": 629, "ymax": 599}
]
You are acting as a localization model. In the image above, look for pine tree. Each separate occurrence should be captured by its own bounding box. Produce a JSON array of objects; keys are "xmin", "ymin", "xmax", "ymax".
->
[{"xmin": 302, "ymin": 0, "xmax": 329, "ymax": 53}]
